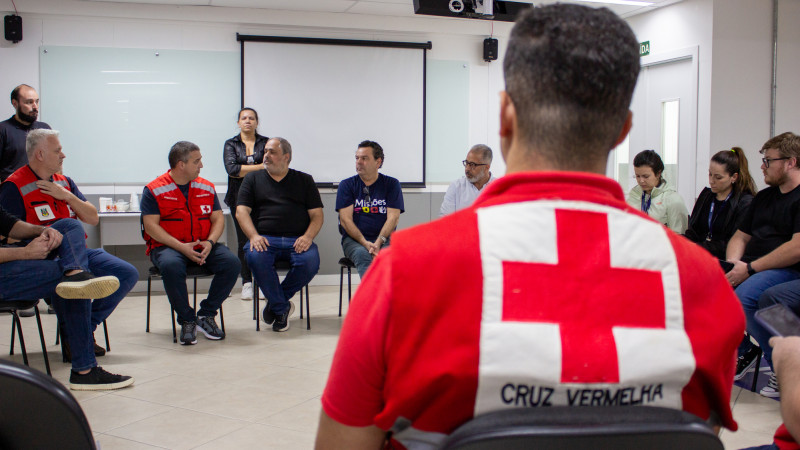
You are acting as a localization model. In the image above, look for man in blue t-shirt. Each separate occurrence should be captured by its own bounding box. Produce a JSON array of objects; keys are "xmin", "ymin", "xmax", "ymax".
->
[{"xmin": 335, "ymin": 140, "xmax": 404, "ymax": 278}]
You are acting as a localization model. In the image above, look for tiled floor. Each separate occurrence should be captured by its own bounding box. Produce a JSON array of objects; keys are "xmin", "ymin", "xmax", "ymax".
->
[{"xmin": 0, "ymin": 285, "xmax": 787, "ymax": 449}]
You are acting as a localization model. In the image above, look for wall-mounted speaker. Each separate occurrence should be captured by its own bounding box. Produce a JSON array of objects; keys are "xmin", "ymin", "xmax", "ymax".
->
[
  {"xmin": 4, "ymin": 15, "xmax": 22, "ymax": 43},
  {"xmin": 484, "ymin": 38, "xmax": 498, "ymax": 61}
]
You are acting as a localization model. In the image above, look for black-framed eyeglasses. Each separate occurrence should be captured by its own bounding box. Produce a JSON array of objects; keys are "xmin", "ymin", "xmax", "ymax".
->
[
  {"xmin": 763, "ymin": 157, "xmax": 791, "ymax": 168},
  {"xmin": 362, "ymin": 186, "xmax": 371, "ymax": 205},
  {"xmin": 463, "ymin": 160, "xmax": 488, "ymax": 169}
]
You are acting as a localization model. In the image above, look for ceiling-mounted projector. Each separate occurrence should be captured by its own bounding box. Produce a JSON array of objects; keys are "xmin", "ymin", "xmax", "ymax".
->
[{"xmin": 414, "ymin": 0, "xmax": 531, "ymax": 22}]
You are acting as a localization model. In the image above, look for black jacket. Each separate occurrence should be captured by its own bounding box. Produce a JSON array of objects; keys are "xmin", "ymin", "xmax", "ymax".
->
[
  {"xmin": 685, "ymin": 187, "xmax": 753, "ymax": 259},
  {"xmin": 223, "ymin": 133, "xmax": 269, "ymax": 208}
]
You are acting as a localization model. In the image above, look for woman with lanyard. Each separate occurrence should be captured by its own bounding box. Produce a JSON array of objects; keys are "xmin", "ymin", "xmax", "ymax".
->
[
  {"xmin": 223, "ymin": 107, "xmax": 269, "ymax": 300},
  {"xmin": 685, "ymin": 147, "xmax": 757, "ymax": 258},
  {"xmin": 626, "ymin": 149, "xmax": 689, "ymax": 233}
]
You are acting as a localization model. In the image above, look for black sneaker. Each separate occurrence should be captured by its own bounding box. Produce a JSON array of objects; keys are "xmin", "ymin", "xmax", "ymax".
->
[
  {"xmin": 94, "ymin": 338, "xmax": 106, "ymax": 357},
  {"xmin": 262, "ymin": 306, "xmax": 276, "ymax": 326},
  {"xmin": 197, "ymin": 316, "xmax": 225, "ymax": 340},
  {"xmin": 61, "ymin": 336, "xmax": 105, "ymax": 363},
  {"xmin": 17, "ymin": 307, "xmax": 36, "ymax": 317},
  {"xmin": 272, "ymin": 302, "xmax": 296, "ymax": 332},
  {"xmin": 69, "ymin": 366, "xmax": 134, "ymax": 391},
  {"xmin": 180, "ymin": 321, "xmax": 197, "ymax": 345},
  {"xmin": 734, "ymin": 346, "xmax": 761, "ymax": 380},
  {"xmin": 55, "ymin": 272, "xmax": 119, "ymax": 300}
]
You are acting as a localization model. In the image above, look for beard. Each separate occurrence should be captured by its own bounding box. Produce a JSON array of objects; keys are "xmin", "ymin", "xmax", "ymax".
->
[{"xmin": 17, "ymin": 109, "xmax": 37, "ymax": 124}]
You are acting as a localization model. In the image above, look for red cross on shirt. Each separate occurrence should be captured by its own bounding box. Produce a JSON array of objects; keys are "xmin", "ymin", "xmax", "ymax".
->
[{"xmin": 501, "ymin": 208, "xmax": 666, "ymax": 383}]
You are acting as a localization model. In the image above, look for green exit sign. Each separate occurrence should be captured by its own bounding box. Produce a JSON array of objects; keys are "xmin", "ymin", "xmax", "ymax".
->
[{"xmin": 640, "ymin": 41, "xmax": 650, "ymax": 56}]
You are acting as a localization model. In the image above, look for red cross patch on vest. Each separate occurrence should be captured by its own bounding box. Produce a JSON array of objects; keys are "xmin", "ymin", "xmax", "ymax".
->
[{"xmin": 473, "ymin": 200, "xmax": 695, "ymax": 415}]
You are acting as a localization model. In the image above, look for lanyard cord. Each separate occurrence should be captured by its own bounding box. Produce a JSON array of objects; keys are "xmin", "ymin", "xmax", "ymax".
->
[
  {"xmin": 707, "ymin": 192, "xmax": 733, "ymax": 240},
  {"xmin": 641, "ymin": 191, "xmax": 652, "ymax": 214}
]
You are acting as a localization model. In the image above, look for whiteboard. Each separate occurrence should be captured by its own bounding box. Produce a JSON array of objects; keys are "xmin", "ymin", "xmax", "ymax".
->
[
  {"xmin": 241, "ymin": 36, "xmax": 429, "ymax": 186},
  {"xmin": 39, "ymin": 46, "xmax": 239, "ymax": 184}
]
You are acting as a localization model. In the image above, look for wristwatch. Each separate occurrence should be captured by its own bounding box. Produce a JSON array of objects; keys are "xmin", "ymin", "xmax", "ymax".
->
[
  {"xmin": 207, "ymin": 239, "xmax": 215, "ymax": 246},
  {"xmin": 746, "ymin": 262, "xmax": 756, "ymax": 276}
]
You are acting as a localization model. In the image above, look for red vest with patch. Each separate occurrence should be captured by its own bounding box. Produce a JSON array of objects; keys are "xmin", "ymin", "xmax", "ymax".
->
[
  {"xmin": 144, "ymin": 171, "xmax": 216, "ymax": 255},
  {"xmin": 4, "ymin": 165, "xmax": 75, "ymax": 225}
]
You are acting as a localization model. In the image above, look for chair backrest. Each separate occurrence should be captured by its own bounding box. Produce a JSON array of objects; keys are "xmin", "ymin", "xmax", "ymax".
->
[
  {"xmin": 440, "ymin": 406, "xmax": 723, "ymax": 450},
  {"xmin": 0, "ymin": 359, "xmax": 97, "ymax": 450}
]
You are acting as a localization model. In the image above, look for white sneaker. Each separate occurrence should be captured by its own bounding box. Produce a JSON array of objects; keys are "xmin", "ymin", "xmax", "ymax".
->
[
  {"xmin": 760, "ymin": 373, "xmax": 780, "ymax": 398},
  {"xmin": 241, "ymin": 282, "xmax": 253, "ymax": 301}
]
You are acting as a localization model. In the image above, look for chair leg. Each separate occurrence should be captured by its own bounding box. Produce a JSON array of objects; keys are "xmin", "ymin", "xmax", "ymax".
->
[
  {"xmin": 193, "ymin": 277, "xmax": 198, "ymax": 311},
  {"xmin": 171, "ymin": 308, "xmax": 177, "ymax": 344},
  {"xmin": 750, "ymin": 348, "xmax": 763, "ymax": 392},
  {"xmin": 34, "ymin": 308, "xmax": 51, "ymax": 376},
  {"xmin": 13, "ymin": 312, "xmax": 29, "ymax": 366},
  {"xmin": 339, "ymin": 265, "xmax": 344, "ymax": 317},
  {"xmin": 254, "ymin": 279, "xmax": 260, "ymax": 331},
  {"xmin": 9, "ymin": 315, "xmax": 16, "ymax": 355},
  {"xmin": 103, "ymin": 320, "xmax": 110, "ymax": 352},
  {"xmin": 58, "ymin": 322, "xmax": 69, "ymax": 363},
  {"xmin": 55, "ymin": 320, "xmax": 60, "ymax": 345},
  {"xmin": 347, "ymin": 267, "xmax": 352, "ymax": 304},
  {"xmin": 146, "ymin": 276, "xmax": 152, "ymax": 333},
  {"xmin": 305, "ymin": 284, "xmax": 310, "ymax": 330},
  {"xmin": 300, "ymin": 287, "xmax": 304, "ymax": 319},
  {"xmin": 219, "ymin": 306, "xmax": 225, "ymax": 332}
]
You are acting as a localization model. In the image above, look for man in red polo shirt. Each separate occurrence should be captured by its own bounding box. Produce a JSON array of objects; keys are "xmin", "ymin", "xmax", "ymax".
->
[{"xmin": 316, "ymin": 4, "xmax": 745, "ymax": 449}]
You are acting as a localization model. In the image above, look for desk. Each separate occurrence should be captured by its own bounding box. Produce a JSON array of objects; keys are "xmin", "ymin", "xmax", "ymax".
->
[{"xmin": 98, "ymin": 210, "xmax": 230, "ymax": 248}]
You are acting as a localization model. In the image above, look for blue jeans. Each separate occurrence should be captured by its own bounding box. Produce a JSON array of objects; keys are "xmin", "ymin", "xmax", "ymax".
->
[
  {"xmin": 0, "ymin": 218, "xmax": 136, "ymax": 371},
  {"xmin": 755, "ymin": 279, "xmax": 800, "ymax": 368},
  {"xmin": 735, "ymin": 268, "xmax": 800, "ymax": 360},
  {"xmin": 341, "ymin": 235, "xmax": 389, "ymax": 279},
  {"xmin": 150, "ymin": 244, "xmax": 240, "ymax": 325},
  {"xmin": 245, "ymin": 236, "xmax": 319, "ymax": 315}
]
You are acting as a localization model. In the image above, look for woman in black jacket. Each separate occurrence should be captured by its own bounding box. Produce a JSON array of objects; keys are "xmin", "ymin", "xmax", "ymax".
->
[
  {"xmin": 685, "ymin": 147, "xmax": 757, "ymax": 259},
  {"xmin": 223, "ymin": 107, "xmax": 269, "ymax": 300}
]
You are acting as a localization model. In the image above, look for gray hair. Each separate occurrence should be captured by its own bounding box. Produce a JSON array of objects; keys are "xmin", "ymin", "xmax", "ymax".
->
[
  {"xmin": 26, "ymin": 129, "xmax": 60, "ymax": 159},
  {"xmin": 271, "ymin": 137, "xmax": 292, "ymax": 163},
  {"xmin": 469, "ymin": 144, "xmax": 493, "ymax": 163}
]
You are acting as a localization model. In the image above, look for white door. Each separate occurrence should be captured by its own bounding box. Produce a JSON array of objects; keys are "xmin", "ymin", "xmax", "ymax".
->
[{"xmin": 609, "ymin": 48, "xmax": 699, "ymax": 208}]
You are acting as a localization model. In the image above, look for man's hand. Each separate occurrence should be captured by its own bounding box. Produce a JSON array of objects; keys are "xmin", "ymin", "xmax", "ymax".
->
[
  {"xmin": 39, "ymin": 227, "xmax": 62, "ymax": 251},
  {"xmin": 177, "ymin": 240, "xmax": 205, "ymax": 264},
  {"xmin": 36, "ymin": 180, "xmax": 71, "ymax": 201},
  {"xmin": 725, "ymin": 260, "xmax": 750, "ymax": 287},
  {"xmin": 294, "ymin": 235, "xmax": 313, "ymax": 253},
  {"xmin": 23, "ymin": 235, "xmax": 52, "ymax": 260},
  {"xmin": 249, "ymin": 235, "xmax": 269, "ymax": 252},
  {"xmin": 367, "ymin": 240, "xmax": 382, "ymax": 257},
  {"xmin": 197, "ymin": 240, "xmax": 213, "ymax": 264}
]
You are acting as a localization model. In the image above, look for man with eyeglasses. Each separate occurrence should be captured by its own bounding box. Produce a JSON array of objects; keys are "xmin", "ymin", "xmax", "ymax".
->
[
  {"xmin": 335, "ymin": 140, "xmax": 404, "ymax": 279},
  {"xmin": 439, "ymin": 144, "xmax": 496, "ymax": 217},
  {"xmin": 724, "ymin": 132, "xmax": 800, "ymax": 396}
]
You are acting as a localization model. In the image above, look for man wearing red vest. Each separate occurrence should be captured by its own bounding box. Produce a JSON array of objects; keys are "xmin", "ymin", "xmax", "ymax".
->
[
  {"xmin": 0, "ymin": 128, "xmax": 137, "ymax": 390},
  {"xmin": 142, "ymin": 141, "xmax": 239, "ymax": 345},
  {"xmin": 317, "ymin": 5, "xmax": 745, "ymax": 449}
]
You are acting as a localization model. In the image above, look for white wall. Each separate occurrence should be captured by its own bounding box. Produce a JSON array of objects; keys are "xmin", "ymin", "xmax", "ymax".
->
[
  {"xmin": 0, "ymin": 0, "xmax": 512, "ymax": 183},
  {"xmin": 775, "ymin": 0, "xmax": 800, "ymax": 137}
]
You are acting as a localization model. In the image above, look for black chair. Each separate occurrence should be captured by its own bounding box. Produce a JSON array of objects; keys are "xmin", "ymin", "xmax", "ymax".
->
[
  {"xmin": 338, "ymin": 257, "xmax": 355, "ymax": 317},
  {"xmin": 745, "ymin": 333, "xmax": 763, "ymax": 392},
  {"xmin": 0, "ymin": 359, "xmax": 96, "ymax": 449},
  {"xmin": 146, "ymin": 265, "xmax": 225, "ymax": 343},
  {"xmin": 0, "ymin": 299, "xmax": 51, "ymax": 376},
  {"xmin": 253, "ymin": 260, "xmax": 311, "ymax": 331},
  {"xmin": 440, "ymin": 406, "xmax": 723, "ymax": 450}
]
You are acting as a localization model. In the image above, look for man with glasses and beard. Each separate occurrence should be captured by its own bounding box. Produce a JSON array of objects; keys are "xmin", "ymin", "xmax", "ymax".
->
[
  {"xmin": 440, "ymin": 144, "xmax": 496, "ymax": 216},
  {"xmin": 336, "ymin": 140, "xmax": 404, "ymax": 279},
  {"xmin": 0, "ymin": 85, "xmax": 51, "ymax": 182}
]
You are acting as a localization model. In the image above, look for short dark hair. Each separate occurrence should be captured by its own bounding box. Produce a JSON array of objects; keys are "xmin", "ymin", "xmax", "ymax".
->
[
  {"xmin": 238, "ymin": 107, "xmax": 259, "ymax": 122},
  {"xmin": 168, "ymin": 141, "xmax": 200, "ymax": 168},
  {"xmin": 503, "ymin": 4, "xmax": 640, "ymax": 169},
  {"xmin": 469, "ymin": 144, "xmax": 493, "ymax": 163},
  {"xmin": 633, "ymin": 149, "xmax": 664, "ymax": 177},
  {"xmin": 358, "ymin": 140, "xmax": 384, "ymax": 168},
  {"xmin": 10, "ymin": 84, "xmax": 33, "ymax": 103}
]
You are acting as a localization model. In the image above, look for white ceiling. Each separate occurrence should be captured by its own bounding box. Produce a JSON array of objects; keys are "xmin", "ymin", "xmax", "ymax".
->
[{"xmin": 82, "ymin": 0, "xmax": 683, "ymax": 19}]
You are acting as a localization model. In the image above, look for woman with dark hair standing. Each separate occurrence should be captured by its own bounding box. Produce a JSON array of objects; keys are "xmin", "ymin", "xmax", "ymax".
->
[
  {"xmin": 223, "ymin": 108, "xmax": 269, "ymax": 300},
  {"xmin": 626, "ymin": 149, "xmax": 689, "ymax": 233},
  {"xmin": 685, "ymin": 148, "xmax": 757, "ymax": 259}
]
